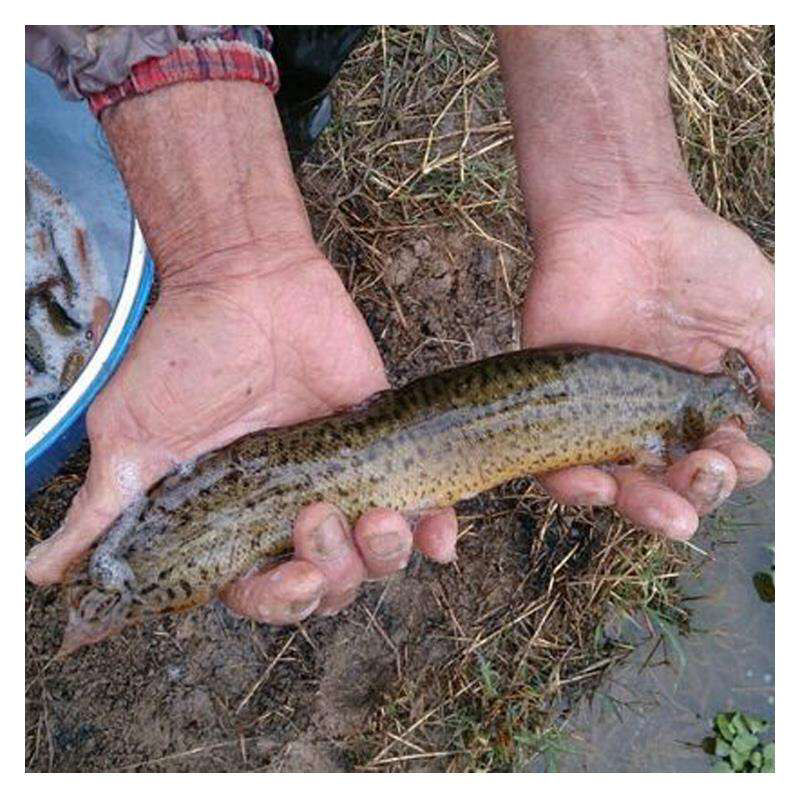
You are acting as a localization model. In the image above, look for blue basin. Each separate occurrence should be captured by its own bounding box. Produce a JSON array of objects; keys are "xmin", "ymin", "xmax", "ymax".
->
[{"xmin": 25, "ymin": 65, "xmax": 154, "ymax": 497}]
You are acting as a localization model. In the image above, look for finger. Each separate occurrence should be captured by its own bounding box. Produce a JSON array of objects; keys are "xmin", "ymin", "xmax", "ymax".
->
[
  {"xmin": 538, "ymin": 466, "xmax": 618, "ymax": 507},
  {"xmin": 744, "ymin": 327, "xmax": 774, "ymax": 410},
  {"xmin": 352, "ymin": 508, "xmax": 413, "ymax": 579},
  {"xmin": 700, "ymin": 422, "xmax": 773, "ymax": 488},
  {"xmin": 293, "ymin": 502, "xmax": 366, "ymax": 616},
  {"xmin": 413, "ymin": 507, "xmax": 458, "ymax": 562},
  {"xmin": 612, "ymin": 466, "xmax": 699, "ymax": 541},
  {"xmin": 25, "ymin": 448, "xmax": 151, "ymax": 585},
  {"xmin": 219, "ymin": 559, "xmax": 325, "ymax": 624},
  {"xmin": 315, "ymin": 586, "xmax": 361, "ymax": 617},
  {"xmin": 664, "ymin": 449, "xmax": 737, "ymax": 516}
]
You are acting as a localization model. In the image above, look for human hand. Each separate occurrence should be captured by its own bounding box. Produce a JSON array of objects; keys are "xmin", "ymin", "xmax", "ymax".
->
[
  {"xmin": 523, "ymin": 204, "xmax": 773, "ymax": 539},
  {"xmin": 25, "ymin": 247, "xmax": 458, "ymax": 621}
]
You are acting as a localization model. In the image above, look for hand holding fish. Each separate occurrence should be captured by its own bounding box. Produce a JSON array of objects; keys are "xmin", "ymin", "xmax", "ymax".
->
[
  {"xmin": 522, "ymin": 205, "xmax": 773, "ymax": 537},
  {"xmin": 25, "ymin": 202, "xmax": 773, "ymax": 647},
  {"xmin": 25, "ymin": 28, "xmax": 773, "ymax": 649},
  {"xmin": 25, "ymin": 246, "xmax": 459, "ymax": 625},
  {"xmin": 496, "ymin": 25, "xmax": 773, "ymax": 537}
]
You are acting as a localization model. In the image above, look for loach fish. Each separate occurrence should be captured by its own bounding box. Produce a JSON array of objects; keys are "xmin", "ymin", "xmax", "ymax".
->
[
  {"xmin": 44, "ymin": 292, "xmax": 82, "ymax": 336},
  {"xmin": 25, "ymin": 282, "xmax": 82, "ymax": 337},
  {"xmin": 26, "ymin": 397, "xmax": 51, "ymax": 432},
  {"xmin": 59, "ymin": 348, "xmax": 85, "ymax": 389},
  {"xmin": 25, "ymin": 321, "xmax": 47, "ymax": 373},
  {"xmin": 59, "ymin": 346, "xmax": 759, "ymax": 656}
]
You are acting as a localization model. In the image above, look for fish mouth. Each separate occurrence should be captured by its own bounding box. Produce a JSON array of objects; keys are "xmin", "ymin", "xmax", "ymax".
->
[
  {"xmin": 57, "ymin": 603, "xmax": 120, "ymax": 658},
  {"xmin": 59, "ymin": 561, "xmax": 138, "ymax": 658}
]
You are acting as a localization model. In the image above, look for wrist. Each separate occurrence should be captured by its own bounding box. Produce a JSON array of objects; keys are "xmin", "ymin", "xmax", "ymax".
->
[
  {"xmin": 531, "ymin": 197, "xmax": 711, "ymax": 258},
  {"xmin": 158, "ymin": 241, "xmax": 332, "ymax": 294},
  {"xmin": 102, "ymin": 80, "xmax": 316, "ymax": 283},
  {"xmin": 513, "ymin": 107, "xmax": 703, "ymax": 230},
  {"xmin": 526, "ymin": 170, "xmax": 703, "ymax": 234},
  {"xmin": 496, "ymin": 26, "xmax": 704, "ymax": 231},
  {"xmin": 144, "ymin": 206, "xmax": 318, "ymax": 289}
]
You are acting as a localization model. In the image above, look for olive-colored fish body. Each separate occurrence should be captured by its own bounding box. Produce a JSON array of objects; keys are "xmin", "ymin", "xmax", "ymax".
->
[
  {"xmin": 25, "ymin": 284, "xmax": 82, "ymax": 336},
  {"xmin": 25, "ymin": 321, "xmax": 47, "ymax": 373},
  {"xmin": 44, "ymin": 291, "xmax": 82, "ymax": 336},
  {"xmin": 26, "ymin": 396, "xmax": 50, "ymax": 430},
  {"xmin": 25, "ymin": 278, "xmax": 58, "ymax": 317},
  {"xmin": 61, "ymin": 347, "xmax": 755, "ymax": 654},
  {"xmin": 60, "ymin": 348, "xmax": 85, "ymax": 389}
]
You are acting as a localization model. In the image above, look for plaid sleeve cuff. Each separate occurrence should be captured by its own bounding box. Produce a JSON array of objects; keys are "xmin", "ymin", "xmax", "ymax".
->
[{"xmin": 88, "ymin": 37, "xmax": 280, "ymax": 118}]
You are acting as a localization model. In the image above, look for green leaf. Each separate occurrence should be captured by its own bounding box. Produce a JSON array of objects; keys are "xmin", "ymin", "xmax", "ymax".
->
[
  {"xmin": 646, "ymin": 608, "xmax": 687, "ymax": 679},
  {"xmin": 715, "ymin": 714, "xmax": 736, "ymax": 742},
  {"xmin": 732, "ymin": 732, "xmax": 759, "ymax": 755},
  {"xmin": 729, "ymin": 750, "xmax": 746, "ymax": 772},
  {"xmin": 712, "ymin": 760, "xmax": 734, "ymax": 772},
  {"xmin": 714, "ymin": 738, "xmax": 731, "ymax": 757},
  {"xmin": 731, "ymin": 712, "xmax": 749, "ymax": 737},
  {"xmin": 762, "ymin": 742, "xmax": 775, "ymax": 771},
  {"xmin": 743, "ymin": 714, "xmax": 769, "ymax": 734},
  {"xmin": 477, "ymin": 656, "xmax": 498, "ymax": 698},
  {"xmin": 749, "ymin": 749, "xmax": 762, "ymax": 769},
  {"xmin": 593, "ymin": 623, "xmax": 605, "ymax": 650}
]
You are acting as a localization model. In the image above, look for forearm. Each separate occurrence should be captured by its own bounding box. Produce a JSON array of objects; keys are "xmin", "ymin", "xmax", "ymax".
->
[
  {"xmin": 101, "ymin": 80, "xmax": 317, "ymax": 284},
  {"xmin": 495, "ymin": 26, "xmax": 700, "ymax": 230}
]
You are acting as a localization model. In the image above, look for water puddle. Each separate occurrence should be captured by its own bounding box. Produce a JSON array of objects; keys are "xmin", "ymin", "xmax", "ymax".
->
[{"xmin": 532, "ymin": 461, "xmax": 775, "ymax": 772}]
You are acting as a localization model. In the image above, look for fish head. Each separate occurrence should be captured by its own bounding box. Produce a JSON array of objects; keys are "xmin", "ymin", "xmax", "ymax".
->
[
  {"xmin": 684, "ymin": 374, "xmax": 756, "ymax": 441},
  {"xmin": 58, "ymin": 563, "xmax": 141, "ymax": 658}
]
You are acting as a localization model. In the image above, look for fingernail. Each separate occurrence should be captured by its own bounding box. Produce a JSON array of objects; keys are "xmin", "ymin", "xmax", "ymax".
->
[
  {"xmin": 284, "ymin": 592, "xmax": 323, "ymax": 620},
  {"xmin": 26, "ymin": 541, "xmax": 49, "ymax": 567},
  {"xmin": 287, "ymin": 600, "xmax": 320, "ymax": 619},
  {"xmin": 25, "ymin": 526, "xmax": 65, "ymax": 572},
  {"xmin": 311, "ymin": 514, "xmax": 349, "ymax": 561},
  {"xmin": 656, "ymin": 516, "xmax": 697, "ymax": 541},
  {"xmin": 637, "ymin": 507, "xmax": 696, "ymax": 542},
  {"xmin": 573, "ymin": 491, "xmax": 613, "ymax": 508},
  {"xmin": 255, "ymin": 591, "xmax": 321, "ymax": 624},
  {"xmin": 366, "ymin": 531, "xmax": 408, "ymax": 559},
  {"xmin": 689, "ymin": 466, "xmax": 727, "ymax": 510}
]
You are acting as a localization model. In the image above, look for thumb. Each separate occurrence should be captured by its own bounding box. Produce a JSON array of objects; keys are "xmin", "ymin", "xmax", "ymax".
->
[
  {"xmin": 25, "ymin": 444, "xmax": 156, "ymax": 585},
  {"xmin": 745, "ymin": 328, "xmax": 774, "ymax": 412}
]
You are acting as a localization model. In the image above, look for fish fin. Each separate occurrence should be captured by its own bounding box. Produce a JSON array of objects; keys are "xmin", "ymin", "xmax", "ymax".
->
[
  {"xmin": 721, "ymin": 348, "xmax": 760, "ymax": 399},
  {"xmin": 627, "ymin": 431, "xmax": 669, "ymax": 472},
  {"xmin": 630, "ymin": 448, "xmax": 668, "ymax": 471},
  {"xmin": 336, "ymin": 387, "xmax": 393, "ymax": 415}
]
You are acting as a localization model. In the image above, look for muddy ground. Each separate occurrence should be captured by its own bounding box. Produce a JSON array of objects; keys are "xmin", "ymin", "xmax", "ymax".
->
[{"xmin": 25, "ymin": 26, "xmax": 774, "ymax": 772}]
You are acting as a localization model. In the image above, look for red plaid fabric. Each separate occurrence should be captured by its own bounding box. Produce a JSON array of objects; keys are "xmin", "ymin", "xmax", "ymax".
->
[{"xmin": 88, "ymin": 35, "xmax": 280, "ymax": 118}]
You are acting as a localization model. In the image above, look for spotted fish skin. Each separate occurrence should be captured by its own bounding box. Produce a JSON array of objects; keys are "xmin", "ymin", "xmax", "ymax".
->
[
  {"xmin": 25, "ymin": 321, "xmax": 47, "ymax": 373},
  {"xmin": 60, "ymin": 346, "xmax": 755, "ymax": 654}
]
